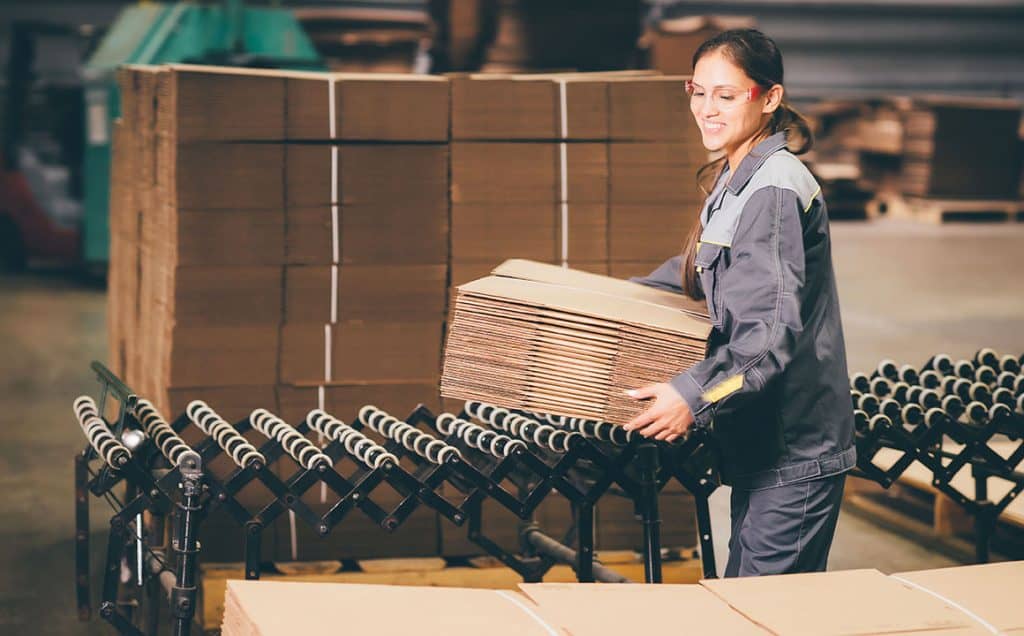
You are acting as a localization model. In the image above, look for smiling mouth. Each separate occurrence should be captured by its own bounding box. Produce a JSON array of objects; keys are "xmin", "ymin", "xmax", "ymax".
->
[{"xmin": 703, "ymin": 120, "xmax": 725, "ymax": 132}]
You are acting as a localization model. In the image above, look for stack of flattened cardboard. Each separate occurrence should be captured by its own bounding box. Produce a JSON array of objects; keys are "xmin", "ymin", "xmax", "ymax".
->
[
  {"xmin": 901, "ymin": 96, "xmax": 1022, "ymax": 199},
  {"xmin": 221, "ymin": 563, "xmax": 1023, "ymax": 635},
  {"xmin": 273, "ymin": 69, "xmax": 450, "ymax": 563},
  {"xmin": 448, "ymin": 72, "xmax": 707, "ymax": 302},
  {"xmin": 111, "ymin": 65, "xmax": 449, "ymax": 562},
  {"xmin": 441, "ymin": 259, "xmax": 710, "ymax": 425}
]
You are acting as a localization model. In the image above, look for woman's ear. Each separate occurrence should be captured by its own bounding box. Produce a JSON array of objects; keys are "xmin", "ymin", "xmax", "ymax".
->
[{"xmin": 762, "ymin": 84, "xmax": 784, "ymax": 114}]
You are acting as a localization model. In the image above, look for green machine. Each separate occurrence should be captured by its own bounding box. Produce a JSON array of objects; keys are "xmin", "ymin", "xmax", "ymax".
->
[{"xmin": 80, "ymin": 0, "xmax": 323, "ymax": 267}]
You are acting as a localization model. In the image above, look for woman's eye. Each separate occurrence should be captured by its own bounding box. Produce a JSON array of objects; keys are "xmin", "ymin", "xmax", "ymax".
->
[
  {"xmin": 720, "ymin": 94, "xmax": 736, "ymax": 101},
  {"xmin": 694, "ymin": 91, "xmax": 706, "ymax": 97}
]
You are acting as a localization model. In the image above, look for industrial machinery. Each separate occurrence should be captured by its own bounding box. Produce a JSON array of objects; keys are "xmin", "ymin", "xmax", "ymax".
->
[
  {"xmin": 0, "ymin": 20, "xmax": 92, "ymax": 271},
  {"xmin": 80, "ymin": 0, "xmax": 323, "ymax": 268},
  {"xmin": 72, "ymin": 347, "xmax": 1024, "ymax": 633},
  {"xmin": 73, "ymin": 362, "xmax": 721, "ymax": 634}
]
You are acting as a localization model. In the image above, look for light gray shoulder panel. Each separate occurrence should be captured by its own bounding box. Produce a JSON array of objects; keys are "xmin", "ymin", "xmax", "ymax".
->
[{"xmin": 699, "ymin": 151, "xmax": 822, "ymax": 248}]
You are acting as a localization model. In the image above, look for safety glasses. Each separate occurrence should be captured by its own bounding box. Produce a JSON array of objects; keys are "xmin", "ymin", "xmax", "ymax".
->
[{"xmin": 685, "ymin": 80, "xmax": 764, "ymax": 112}]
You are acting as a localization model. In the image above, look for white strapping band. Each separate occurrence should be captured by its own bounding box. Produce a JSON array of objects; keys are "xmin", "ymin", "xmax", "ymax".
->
[
  {"xmin": 323, "ymin": 324, "xmax": 333, "ymax": 383},
  {"xmin": 288, "ymin": 510, "xmax": 298, "ymax": 561},
  {"xmin": 317, "ymin": 385, "xmax": 327, "ymax": 503},
  {"xmin": 330, "ymin": 264, "xmax": 338, "ymax": 324},
  {"xmin": 890, "ymin": 575, "xmax": 1001, "ymax": 635},
  {"xmin": 556, "ymin": 79, "xmax": 569, "ymax": 268},
  {"xmin": 328, "ymin": 77, "xmax": 337, "ymax": 139},
  {"xmin": 496, "ymin": 591, "xmax": 560, "ymax": 636},
  {"xmin": 330, "ymin": 77, "xmax": 340, "ymax": 258},
  {"xmin": 331, "ymin": 204, "xmax": 340, "ymax": 264}
]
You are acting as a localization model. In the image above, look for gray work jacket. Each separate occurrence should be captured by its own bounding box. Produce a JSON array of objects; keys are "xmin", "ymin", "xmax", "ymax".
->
[{"xmin": 633, "ymin": 132, "xmax": 856, "ymax": 490}]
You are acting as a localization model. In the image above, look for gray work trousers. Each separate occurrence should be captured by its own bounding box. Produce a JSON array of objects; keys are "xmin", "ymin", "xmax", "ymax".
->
[{"xmin": 724, "ymin": 472, "xmax": 846, "ymax": 577}]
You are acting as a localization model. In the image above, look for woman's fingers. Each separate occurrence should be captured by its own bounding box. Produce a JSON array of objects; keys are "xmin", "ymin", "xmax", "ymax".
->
[
  {"xmin": 626, "ymin": 384, "xmax": 659, "ymax": 400},
  {"xmin": 624, "ymin": 402, "xmax": 664, "ymax": 431}
]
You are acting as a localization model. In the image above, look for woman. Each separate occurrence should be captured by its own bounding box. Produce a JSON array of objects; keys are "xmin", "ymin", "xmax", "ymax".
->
[{"xmin": 625, "ymin": 29, "xmax": 855, "ymax": 577}]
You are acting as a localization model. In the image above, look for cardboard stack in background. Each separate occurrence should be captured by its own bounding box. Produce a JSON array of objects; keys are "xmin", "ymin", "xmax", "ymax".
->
[
  {"xmin": 110, "ymin": 66, "xmax": 711, "ymax": 563},
  {"xmin": 111, "ymin": 65, "xmax": 450, "ymax": 562},
  {"xmin": 275, "ymin": 69, "xmax": 451, "ymax": 562},
  {"xmin": 900, "ymin": 96, "xmax": 1022, "ymax": 199},
  {"xmin": 448, "ymin": 72, "xmax": 706, "ymax": 303}
]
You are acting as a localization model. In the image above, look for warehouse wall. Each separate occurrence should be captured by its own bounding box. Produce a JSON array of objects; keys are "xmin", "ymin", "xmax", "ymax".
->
[
  {"xmin": 650, "ymin": 0, "xmax": 1024, "ymax": 100},
  {"xmin": 4, "ymin": 0, "xmax": 1022, "ymax": 100}
]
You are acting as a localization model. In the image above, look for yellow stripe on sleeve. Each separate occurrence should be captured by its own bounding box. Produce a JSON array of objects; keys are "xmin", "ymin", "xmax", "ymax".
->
[
  {"xmin": 701, "ymin": 374, "xmax": 744, "ymax": 403},
  {"xmin": 804, "ymin": 186, "xmax": 822, "ymax": 214}
]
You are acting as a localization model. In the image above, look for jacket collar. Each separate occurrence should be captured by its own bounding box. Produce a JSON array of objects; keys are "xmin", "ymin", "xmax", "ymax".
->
[{"xmin": 725, "ymin": 131, "xmax": 788, "ymax": 195}]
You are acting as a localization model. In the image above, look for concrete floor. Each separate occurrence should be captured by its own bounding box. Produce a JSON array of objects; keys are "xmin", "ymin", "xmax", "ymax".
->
[{"xmin": 2, "ymin": 219, "xmax": 1023, "ymax": 634}]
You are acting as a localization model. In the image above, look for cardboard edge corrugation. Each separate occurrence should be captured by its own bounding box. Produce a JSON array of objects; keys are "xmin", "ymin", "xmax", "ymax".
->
[
  {"xmin": 492, "ymin": 259, "xmax": 708, "ymax": 318},
  {"xmin": 458, "ymin": 274, "xmax": 711, "ymax": 339}
]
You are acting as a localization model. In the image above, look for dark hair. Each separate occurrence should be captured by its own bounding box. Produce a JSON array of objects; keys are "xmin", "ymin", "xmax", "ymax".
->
[{"xmin": 679, "ymin": 28, "xmax": 813, "ymax": 299}]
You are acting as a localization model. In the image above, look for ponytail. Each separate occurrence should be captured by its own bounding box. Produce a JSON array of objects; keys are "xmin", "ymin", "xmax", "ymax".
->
[{"xmin": 771, "ymin": 100, "xmax": 813, "ymax": 155}]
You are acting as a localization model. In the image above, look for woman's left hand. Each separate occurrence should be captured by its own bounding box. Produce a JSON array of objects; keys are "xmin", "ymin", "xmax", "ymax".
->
[{"xmin": 623, "ymin": 383, "xmax": 695, "ymax": 442}]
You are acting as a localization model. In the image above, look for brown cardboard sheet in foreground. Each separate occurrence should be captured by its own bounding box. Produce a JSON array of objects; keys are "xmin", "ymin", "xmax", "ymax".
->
[
  {"xmin": 222, "ymin": 562, "xmax": 1024, "ymax": 635},
  {"xmin": 221, "ymin": 581, "xmax": 555, "ymax": 636},
  {"xmin": 892, "ymin": 561, "xmax": 1024, "ymax": 634},
  {"xmin": 700, "ymin": 568, "xmax": 981, "ymax": 636},
  {"xmin": 519, "ymin": 582, "xmax": 768, "ymax": 635}
]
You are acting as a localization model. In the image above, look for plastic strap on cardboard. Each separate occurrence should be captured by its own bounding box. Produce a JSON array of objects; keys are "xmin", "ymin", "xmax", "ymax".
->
[
  {"xmin": 889, "ymin": 574, "xmax": 1000, "ymax": 635},
  {"xmin": 557, "ymin": 79, "xmax": 569, "ymax": 268}
]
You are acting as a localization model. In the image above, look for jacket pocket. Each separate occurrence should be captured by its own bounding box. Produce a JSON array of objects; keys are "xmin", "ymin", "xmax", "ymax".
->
[{"xmin": 694, "ymin": 241, "xmax": 725, "ymax": 328}]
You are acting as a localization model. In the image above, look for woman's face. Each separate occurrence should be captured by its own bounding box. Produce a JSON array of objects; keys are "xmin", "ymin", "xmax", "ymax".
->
[{"xmin": 689, "ymin": 49, "xmax": 777, "ymax": 156}]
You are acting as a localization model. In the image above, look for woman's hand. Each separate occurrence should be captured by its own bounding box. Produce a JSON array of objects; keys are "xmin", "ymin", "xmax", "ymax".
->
[{"xmin": 623, "ymin": 383, "xmax": 695, "ymax": 443}]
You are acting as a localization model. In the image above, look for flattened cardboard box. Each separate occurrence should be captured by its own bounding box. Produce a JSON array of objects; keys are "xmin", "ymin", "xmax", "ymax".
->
[
  {"xmin": 175, "ymin": 210, "xmax": 285, "ymax": 266},
  {"xmin": 450, "ymin": 142, "xmax": 608, "ymax": 204},
  {"xmin": 285, "ymin": 144, "xmax": 448, "ymax": 207},
  {"xmin": 450, "ymin": 74, "xmax": 609, "ymax": 140},
  {"xmin": 893, "ymin": 561, "xmax": 1024, "ymax": 634},
  {"xmin": 609, "ymin": 203, "xmax": 702, "ymax": 262},
  {"xmin": 451, "ymin": 202, "xmax": 607, "ymax": 263},
  {"xmin": 279, "ymin": 321, "xmax": 443, "ymax": 385},
  {"xmin": 221, "ymin": 582, "xmax": 551, "ymax": 636},
  {"xmin": 285, "ymin": 203, "xmax": 448, "ymax": 266},
  {"xmin": 609, "ymin": 141, "xmax": 706, "ymax": 204},
  {"xmin": 283, "ymin": 265, "xmax": 447, "ymax": 323},
  {"xmin": 519, "ymin": 583, "xmax": 768, "ymax": 635},
  {"xmin": 166, "ymin": 143, "xmax": 284, "ymax": 211},
  {"xmin": 157, "ymin": 66, "xmax": 449, "ymax": 142},
  {"xmin": 167, "ymin": 325, "xmax": 280, "ymax": 388},
  {"xmin": 442, "ymin": 260, "xmax": 710, "ymax": 423},
  {"xmin": 285, "ymin": 72, "xmax": 448, "ymax": 141},
  {"xmin": 607, "ymin": 75, "xmax": 697, "ymax": 141},
  {"xmin": 171, "ymin": 266, "xmax": 283, "ymax": 327},
  {"xmin": 701, "ymin": 568, "xmax": 977, "ymax": 636},
  {"xmin": 158, "ymin": 65, "xmax": 286, "ymax": 142}
]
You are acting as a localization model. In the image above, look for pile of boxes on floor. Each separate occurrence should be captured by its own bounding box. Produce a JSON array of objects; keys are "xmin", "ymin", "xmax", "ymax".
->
[
  {"xmin": 807, "ymin": 96, "xmax": 1023, "ymax": 218},
  {"xmin": 108, "ymin": 65, "xmax": 708, "ymax": 563}
]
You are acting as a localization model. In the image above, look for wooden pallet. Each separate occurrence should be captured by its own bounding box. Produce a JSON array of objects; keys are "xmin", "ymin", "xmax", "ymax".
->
[
  {"xmin": 867, "ymin": 194, "xmax": 1024, "ymax": 224},
  {"xmin": 844, "ymin": 441, "xmax": 1024, "ymax": 560},
  {"xmin": 200, "ymin": 551, "xmax": 704, "ymax": 632}
]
